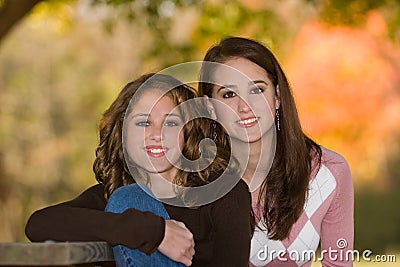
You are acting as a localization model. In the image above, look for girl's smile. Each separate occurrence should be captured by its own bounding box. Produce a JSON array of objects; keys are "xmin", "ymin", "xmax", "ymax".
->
[
  {"xmin": 145, "ymin": 145, "xmax": 168, "ymax": 158},
  {"xmin": 237, "ymin": 116, "xmax": 259, "ymax": 128}
]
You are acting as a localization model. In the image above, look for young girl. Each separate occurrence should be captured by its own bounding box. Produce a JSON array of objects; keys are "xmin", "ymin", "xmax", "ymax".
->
[
  {"xmin": 26, "ymin": 73, "xmax": 254, "ymax": 266},
  {"xmin": 199, "ymin": 37, "xmax": 354, "ymax": 266}
]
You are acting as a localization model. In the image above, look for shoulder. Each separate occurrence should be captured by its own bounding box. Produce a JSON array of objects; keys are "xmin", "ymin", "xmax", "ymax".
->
[
  {"xmin": 80, "ymin": 183, "xmax": 106, "ymax": 197},
  {"xmin": 319, "ymin": 146, "xmax": 351, "ymax": 178},
  {"xmin": 320, "ymin": 146, "xmax": 348, "ymax": 165},
  {"xmin": 231, "ymin": 178, "xmax": 250, "ymax": 195},
  {"xmin": 317, "ymin": 146, "xmax": 353, "ymax": 199},
  {"xmin": 73, "ymin": 183, "xmax": 107, "ymax": 207},
  {"xmin": 216, "ymin": 177, "xmax": 251, "ymax": 205}
]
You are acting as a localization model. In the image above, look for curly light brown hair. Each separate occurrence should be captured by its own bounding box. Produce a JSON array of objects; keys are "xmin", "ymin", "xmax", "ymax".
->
[{"xmin": 93, "ymin": 73, "xmax": 236, "ymax": 200}]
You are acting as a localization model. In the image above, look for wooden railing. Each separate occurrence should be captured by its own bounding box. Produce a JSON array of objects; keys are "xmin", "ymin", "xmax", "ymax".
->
[{"xmin": 0, "ymin": 242, "xmax": 115, "ymax": 266}]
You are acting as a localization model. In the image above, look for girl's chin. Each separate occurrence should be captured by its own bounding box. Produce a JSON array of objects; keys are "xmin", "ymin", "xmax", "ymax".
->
[{"xmin": 231, "ymin": 134, "xmax": 262, "ymax": 144}]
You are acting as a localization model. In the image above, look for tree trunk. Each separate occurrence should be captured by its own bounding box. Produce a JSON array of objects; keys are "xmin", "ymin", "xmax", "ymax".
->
[{"xmin": 0, "ymin": 0, "xmax": 44, "ymax": 45}]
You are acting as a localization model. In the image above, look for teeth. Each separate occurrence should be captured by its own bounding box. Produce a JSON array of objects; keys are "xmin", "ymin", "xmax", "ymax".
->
[
  {"xmin": 238, "ymin": 117, "xmax": 258, "ymax": 125},
  {"xmin": 148, "ymin": 148, "xmax": 166, "ymax": 153}
]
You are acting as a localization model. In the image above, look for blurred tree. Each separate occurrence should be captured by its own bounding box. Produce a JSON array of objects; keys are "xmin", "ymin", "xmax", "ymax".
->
[
  {"xmin": 0, "ymin": 0, "xmax": 44, "ymax": 43},
  {"xmin": 1, "ymin": 0, "xmax": 400, "ymax": 253},
  {"xmin": 286, "ymin": 11, "xmax": 400, "ymax": 186},
  {"xmin": 0, "ymin": 0, "xmax": 199, "ymax": 45},
  {"xmin": 316, "ymin": 0, "xmax": 400, "ymax": 42},
  {"xmin": 2, "ymin": 0, "xmax": 400, "ymax": 56},
  {"xmin": 0, "ymin": 152, "xmax": 8, "ymax": 201},
  {"xmin": 355, "ymin": 143, "xmax": 400, "ymax": 252}
]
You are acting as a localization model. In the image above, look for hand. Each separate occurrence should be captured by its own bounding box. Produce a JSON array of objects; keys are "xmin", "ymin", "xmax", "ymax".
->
[{"xmin": 158, "ymin": 219, "xmax": 195, "ymax": 266}]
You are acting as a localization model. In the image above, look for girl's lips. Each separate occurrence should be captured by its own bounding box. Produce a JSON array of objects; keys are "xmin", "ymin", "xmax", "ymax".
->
[
  {"xmin": 145, "ymin": 146, "xmax": 167, "ymax": 158},
  {"xmin": 237, "ymin": 117, "xmax": 259, "ymax": 128}
]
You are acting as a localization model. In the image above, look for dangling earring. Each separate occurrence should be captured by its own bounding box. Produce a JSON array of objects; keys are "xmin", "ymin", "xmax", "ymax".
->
[
  {"xmin": 275, "ymin": 109, "xmax": 281, "ymax": 131},
  {"xmin": 212, "ymin": 121, "xmax": 218, "ymax": 143}
]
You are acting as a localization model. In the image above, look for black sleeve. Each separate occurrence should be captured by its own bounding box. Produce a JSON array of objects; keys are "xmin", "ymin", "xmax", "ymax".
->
[
  {"xmin": 210, "ymin": 179, "xmax": 253, "ymax": 266},
  {"xmin": 25, "ymin": 184, "xmax": 165, "ymax": 255}
]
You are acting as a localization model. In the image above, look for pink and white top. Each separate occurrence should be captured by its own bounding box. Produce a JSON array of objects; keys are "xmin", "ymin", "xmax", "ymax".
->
[{"xmin": 249, "ymin": 146, "xmax": 354, "ymax": 267}]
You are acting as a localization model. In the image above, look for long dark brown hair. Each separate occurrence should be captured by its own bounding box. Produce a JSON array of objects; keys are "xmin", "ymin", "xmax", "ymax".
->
[
  {"xmin": 93, "ymin": 73, "xmax": 236, "ymax": 200},
  {"xmin": 199, "ymin": 37, "xmax": 322, "ymax": 240}
]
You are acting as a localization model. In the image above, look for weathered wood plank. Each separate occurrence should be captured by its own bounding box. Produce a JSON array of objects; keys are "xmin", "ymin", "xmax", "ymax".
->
[{"xmin": 0, "ymin": 242, "xmax": 114, "ymax": 266}]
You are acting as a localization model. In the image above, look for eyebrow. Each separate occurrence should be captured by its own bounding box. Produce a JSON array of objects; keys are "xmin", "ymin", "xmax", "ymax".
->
[
  {"xmin": 165, "ymin": 113, "xmax": 182, "ymax": 119},
  {"xmin": 131, "ymin": 113, "xmax": 182, "ymax": 119},
  {"xmin": 251, "ymin": 80, "xmax": 269, "ymax": 87},
  {"xmin": 131, "ymin": 113, "xmax": 149, "ymax": 119},
  {"xmin": 216, "ymin": 80, "xmax": 269, "ymax": 93},
  {"xmin": 216, "ymin": 84, "xmax": 237, "ymax": 93}
]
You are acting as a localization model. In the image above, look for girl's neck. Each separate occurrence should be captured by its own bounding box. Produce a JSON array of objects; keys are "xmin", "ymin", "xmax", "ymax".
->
[
  {"xmin": 148, "ymin": 172, "xmax": 177, "ymax": 198},
  {"xmin": 231, "ymin": 130, "xmax": 276, "ymax": 196}
]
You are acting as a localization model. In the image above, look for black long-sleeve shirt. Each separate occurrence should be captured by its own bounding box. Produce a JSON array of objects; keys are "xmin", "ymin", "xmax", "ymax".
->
[{"xmin": 25, "ymin": 178, "xmax": 253, "ymax": 266}]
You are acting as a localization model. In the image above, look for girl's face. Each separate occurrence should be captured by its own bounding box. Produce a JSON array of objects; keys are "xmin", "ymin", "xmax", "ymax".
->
[
  {"xmin": 125, "ymin": 90, "xmax": 184, "ymax": 181},
  {"xmin": 210, "ymin": 57, "xmax": 280, "ymax": 143}
]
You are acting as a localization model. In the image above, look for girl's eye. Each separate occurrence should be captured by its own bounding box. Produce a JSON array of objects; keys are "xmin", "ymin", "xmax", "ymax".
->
[
  {"xmin": 136, "ymin": 121, "xmax": 150, "ymax": 127},
  {"xmin": 222, "ymin": 91, "xmax": 237, "ymax": 98},
  {"xmin": 250, "ymin": 87, "xmax": 264, "ymax": 94},
  {"xmin": 164, "ymin": 120, "xmax": 180, "ymax": 127}
]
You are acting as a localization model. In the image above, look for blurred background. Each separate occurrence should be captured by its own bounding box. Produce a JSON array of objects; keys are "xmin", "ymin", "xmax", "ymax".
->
[{"xmin": 0, "ymin": 0, "xmax": 399, "ymax": 260}]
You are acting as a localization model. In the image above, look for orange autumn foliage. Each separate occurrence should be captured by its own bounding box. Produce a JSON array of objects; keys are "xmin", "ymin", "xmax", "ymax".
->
[{"xmin": 287, "ymin": 11, "xmax": 400, "ymax": 186}]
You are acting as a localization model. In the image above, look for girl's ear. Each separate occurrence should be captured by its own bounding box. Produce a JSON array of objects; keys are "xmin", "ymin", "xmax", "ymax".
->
[
  {"xmin": 204, "ymin": 96, "xmax": 217, "ymax": 120},
  {"xmin": 275, "ymin": 85, "xmax": 281, "ymax": 109}
]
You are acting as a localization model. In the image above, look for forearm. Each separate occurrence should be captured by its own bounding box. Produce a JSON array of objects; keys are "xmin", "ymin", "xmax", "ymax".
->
[{"xmin": 25, "ymin": 185, "xmax": 166, "ymax": 255}]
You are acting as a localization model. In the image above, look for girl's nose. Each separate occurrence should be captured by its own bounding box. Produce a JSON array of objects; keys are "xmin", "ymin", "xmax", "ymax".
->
[
  {"xmin": 237, "ymin": 97, "xmax": 251, "ymax": 113},
  {"xmin": 147, "ymin": 124, "xmax": 163, "ymax": 142}
]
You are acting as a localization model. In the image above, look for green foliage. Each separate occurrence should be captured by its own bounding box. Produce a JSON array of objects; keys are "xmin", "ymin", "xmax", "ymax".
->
[
  {"xmin": 315, "ymin": 0, "xmax": 400, "ymax": 42},
  {"xmin": 355, "ymin": 142, "xmax": 400, "ymax": 253},
  {"xmin": 90, "ymin": 0, "xmax": 199, "ymax": 26},
  {"xmin": 355, "ymin": 188, "xmax": 400, "ymax": 253},
  {"xmin": 196, "ymin": 1, "xmax": 278, "ymax": 42},
  {"xmin": 88, "ymin": 0, "xmax": 309, "ymax": 68},
  {"xmin": 319, "ymin": 0, "xmax": 382, "ymax": 25}
]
